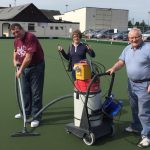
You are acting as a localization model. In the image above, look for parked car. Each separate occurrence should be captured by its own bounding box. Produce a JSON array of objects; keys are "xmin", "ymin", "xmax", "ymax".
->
[
  {"xmin": 122, "ymin": 33, "xmax": 128, "ymax": 41},
  {"xmin": 147, "ymin": 37, "xmax": 150, "ymax": 41},
  {"xmin": 92, "ymin": 30, "xmax": 103, "ymax": 38},
  {"xmin": 82, "ymin": 29, "xmax": 94, "ymax": 38},
  {"xmin": 85, "ymin": 31, "xmax": 96, "ymax": 39},
  {"xmin": 112, "ymin": 31, "xmax": 129, "ymax": 40},
  {"xmin": 96, "ymin": 29, "xmax": 115, "ymax": 39},
  {"xmin": 112, "ymin": 33, "xmax": 124, "ymax": 40},
  {"xmin": 142, "ymin": 30, "xmax": 150, "ymax": 41}
]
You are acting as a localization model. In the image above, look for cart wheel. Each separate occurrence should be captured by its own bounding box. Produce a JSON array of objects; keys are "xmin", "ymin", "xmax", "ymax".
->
[{"xmin": 83, "ymin": 132, "xmax": 95, "ymax": 146}]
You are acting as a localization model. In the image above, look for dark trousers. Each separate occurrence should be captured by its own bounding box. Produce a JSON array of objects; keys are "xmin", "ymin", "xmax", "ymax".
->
[
  {"xmin": 21, "ymin": 61, "xmax": 45, "ymax": 120},
  {"xmin": 72, "ymin": 70, "xmax": 76, "ymax": 81}
]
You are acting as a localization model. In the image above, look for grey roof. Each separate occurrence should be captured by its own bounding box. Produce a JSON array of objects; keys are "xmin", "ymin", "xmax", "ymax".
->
[
  {"xmin": 41, "ymin": 9, "xmax": 61, "ymax": 20},
  {"xmin": 0, "ymin": 3, "xmax": 31, "ymax": 20}
]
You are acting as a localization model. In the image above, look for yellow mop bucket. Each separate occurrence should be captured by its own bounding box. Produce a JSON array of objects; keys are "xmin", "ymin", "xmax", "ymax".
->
[{"xmin": 74, "ymin": 61, "xmax": 91, "ymax": 80}]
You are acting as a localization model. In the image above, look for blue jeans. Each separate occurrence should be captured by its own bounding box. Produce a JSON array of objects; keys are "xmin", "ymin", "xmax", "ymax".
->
[
  {"xmin": 128, "ymin": 79, "xmax": 150, "ymax": 138},
  {"xmin": 20, "ymin": 61, "xmax": 45, "ymax": 120}
]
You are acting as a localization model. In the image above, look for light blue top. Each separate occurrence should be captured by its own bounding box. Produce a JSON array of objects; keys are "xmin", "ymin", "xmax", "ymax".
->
[{"xmin": 119, "ymin": 42, "xmax": 150, "ymax": 81}]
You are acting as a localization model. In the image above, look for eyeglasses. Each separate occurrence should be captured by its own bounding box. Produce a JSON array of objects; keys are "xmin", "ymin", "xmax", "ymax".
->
[
  {"xmin": 129, "ymin": 36, "xmax": 141, "ymax": 40},
  {"xmin": 12, "ymin": 30, "xmax": 20, "ymax": 35}
]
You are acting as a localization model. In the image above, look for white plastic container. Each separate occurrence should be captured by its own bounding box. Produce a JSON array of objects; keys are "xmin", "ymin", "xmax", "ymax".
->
[{"xmin": 74, "ymin": 91, "xmax": 102, "ymax": 127}]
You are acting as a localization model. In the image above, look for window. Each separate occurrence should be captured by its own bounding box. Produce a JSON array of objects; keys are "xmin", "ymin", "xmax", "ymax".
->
[
  {"xmin": 50, "ymin": 26, "xmax": 53, "ymax": 30},
  {"xmin": 28, "ymin": 23, "xmax": 35, "ymax": 31},
  {"xmin": 55, "ymin": 26, "xmax": 59, "ymax": 30},
  {"xmin": 60, "ymin": 26, "xmax": 63, "ymax": 30}
]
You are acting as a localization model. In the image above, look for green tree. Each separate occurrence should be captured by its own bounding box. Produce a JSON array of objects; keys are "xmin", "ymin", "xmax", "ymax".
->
[
  {"xmin": 139, "ymin": 20, "xmax": 146, "ymax": 32},
  {"xmin": 140, "ymin": 20, "xmax": 146, "ymax": 26},
  {"xmin": 128, "ymin": 20, "xmax": 133, "ymax": 27},
  {"xmin": 135, "ymin": 21, "xmax": 140, "ymax": 27}
]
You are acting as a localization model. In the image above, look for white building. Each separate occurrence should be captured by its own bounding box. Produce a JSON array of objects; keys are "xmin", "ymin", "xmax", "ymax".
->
[
  {"xmin": 54, "ymin": 7, "xmax": 129, "ymax": 32},
  {"xmin": 0, "ymin": 3, "xmax": 79, "ymax": 38}
]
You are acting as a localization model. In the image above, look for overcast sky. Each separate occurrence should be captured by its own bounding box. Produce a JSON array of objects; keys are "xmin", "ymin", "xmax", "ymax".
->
[{"xmin": 1, "ymin": 0, "xmax": 150, "ymax": 24}]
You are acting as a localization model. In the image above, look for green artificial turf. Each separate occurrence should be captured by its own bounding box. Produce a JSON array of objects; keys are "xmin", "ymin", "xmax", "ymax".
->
[{"xmin": 0, "ymin": 39, "xmax": 141, "ymax": 150}]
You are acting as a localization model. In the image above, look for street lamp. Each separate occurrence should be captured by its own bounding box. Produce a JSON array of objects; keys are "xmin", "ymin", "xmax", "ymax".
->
[
  {"xmin": 148, "ymin": 11, "xmax": 150, "ymax": 27},
  {"xmin": 132, "ymin": 18, "xmax": 134, "ymax": 25},
  {"xmin": 65, "ymin": 4, "xmax": 68, "ymax": 12}
]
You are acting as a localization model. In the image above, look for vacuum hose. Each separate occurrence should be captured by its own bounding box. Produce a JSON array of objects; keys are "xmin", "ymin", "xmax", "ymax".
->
[{"xmin": 26, "ymin": 94, "xmax": 73, "ymax": 123}]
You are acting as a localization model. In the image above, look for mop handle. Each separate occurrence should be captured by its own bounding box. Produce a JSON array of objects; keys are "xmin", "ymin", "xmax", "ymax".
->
[{"xmin": 16, "ymin": 65, "xmax": 27, "ymax": 127}]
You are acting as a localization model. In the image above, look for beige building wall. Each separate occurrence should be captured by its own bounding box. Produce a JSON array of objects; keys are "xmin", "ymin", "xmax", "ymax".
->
[
  {"xmin": 54, "ymin": 8, "xmax": 86, "ymax": 32},
  {"xmin": 111, "ymin": 9, "xmax": 128, "ymax": 31},
  {"xmin": 54, "ymin": 7, "xmax": 128, "ymax": 32},
  {"xmin": 94, "ymin": 8, "xmax": 112, "ymax": 29}
]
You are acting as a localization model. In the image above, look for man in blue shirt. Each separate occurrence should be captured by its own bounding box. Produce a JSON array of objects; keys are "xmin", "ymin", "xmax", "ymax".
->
[{"xmin": 107, "ymin": 28, "xmax": 150, "ymax": 148}]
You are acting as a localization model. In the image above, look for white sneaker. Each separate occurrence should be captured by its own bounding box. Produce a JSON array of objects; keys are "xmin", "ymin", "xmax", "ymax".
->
[
  {"xmin": 14, "ymin": 113, "xmax": 22, "ymax": 119},
  {"xmin": 125, "ymin": 126, "xmax": 139, "ymax": 133},
  {"xmin": 137, "ymin": 136, "xmax": 150, "ymax": 148},
  {"xmin": 31, "ymin": 120, "xmax": 40, "ymax": 128}
]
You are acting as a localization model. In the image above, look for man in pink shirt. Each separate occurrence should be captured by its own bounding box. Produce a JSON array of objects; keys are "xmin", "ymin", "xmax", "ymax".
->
[{"xmin": 10, "ymin": 23, "xmax": 45, "ymax": 128}]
